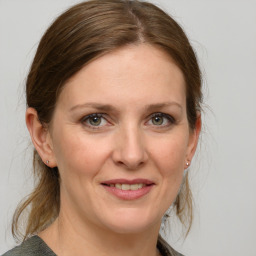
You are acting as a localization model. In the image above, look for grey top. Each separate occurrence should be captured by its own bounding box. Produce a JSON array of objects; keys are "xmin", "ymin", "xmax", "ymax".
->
[
  {"xmin": 2, "ymin": 236, "xmax": 55, "ymax": 256},
  {"xmin": 2, "ymin": 235, "xmax": 184, "ymax": 256}
]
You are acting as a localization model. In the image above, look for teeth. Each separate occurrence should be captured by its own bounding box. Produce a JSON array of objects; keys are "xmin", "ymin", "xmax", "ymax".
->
[
  {"xmin": 130, "ymin": 184, "xmax": 139, "ymax": 190},
  {"xmin": 116, "ymin": 184, "xmax": 122, "ymax": 189},
  {"xmin": 110, "ymin": 183, "xmax": 145, "ymax": 190},
  {"xmin": 121, "ymin": 184, "xmax": 130, "ymax": 190}
]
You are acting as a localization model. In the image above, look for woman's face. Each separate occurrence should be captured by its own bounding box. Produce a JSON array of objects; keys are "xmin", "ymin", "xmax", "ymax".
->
[{"xmin": 47, "ymin": 44, "xmax": 199, "ymax": 234}]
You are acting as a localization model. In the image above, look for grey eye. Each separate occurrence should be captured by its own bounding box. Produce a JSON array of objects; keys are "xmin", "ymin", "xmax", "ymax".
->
[
  {"xmin": 152, "ymin": 116, "xmax": 164, "ymax": 125},
  {"xmin": 82, "ymin": 113, "xmax": 108, "ymax": 128},
  {"xmin": 89, "ymin": 116, "xmax": 102, "ymax": 126},
  {"xmin": 147, "ymin": 113, "xmax": 175, "ymax": 127}
]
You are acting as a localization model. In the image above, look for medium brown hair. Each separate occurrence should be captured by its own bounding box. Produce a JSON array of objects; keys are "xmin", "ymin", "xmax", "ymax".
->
[{"xmin": 12, "ymin": 0, "xmax": 202, "ymax": 240}]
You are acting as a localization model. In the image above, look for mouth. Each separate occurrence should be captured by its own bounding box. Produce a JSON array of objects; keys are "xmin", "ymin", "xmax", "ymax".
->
[
  {"xmin": 101, "ymin": 179, "xmax": 155, "ymax": 200},
  {"xmin": 102, "ymin": 183, "xmax": 148, "ymax": 190}
]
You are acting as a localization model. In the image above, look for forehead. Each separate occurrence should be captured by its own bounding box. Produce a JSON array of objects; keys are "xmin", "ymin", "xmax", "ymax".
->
[{"xmin": 58, "ymin": 44, "xmax": 186, "ymax": 109}]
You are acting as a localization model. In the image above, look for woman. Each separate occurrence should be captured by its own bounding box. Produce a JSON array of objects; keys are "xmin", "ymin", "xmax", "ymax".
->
[{"xmin": 3, "ymin": 0, "xmax": 202, "ymax": 255}]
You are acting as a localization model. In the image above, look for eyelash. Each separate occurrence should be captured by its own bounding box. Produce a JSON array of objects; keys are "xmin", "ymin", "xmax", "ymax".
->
[
  {"xmin": 147, "ymin": 113, "xmax": 176, "ymax": 127},
  {"xmin": 80, "ymin": 112, "xmax": 175, "ymax": 130},
  {"xmin": 81, "ymin": 113, "xmax": 108, "ymax": 130}
]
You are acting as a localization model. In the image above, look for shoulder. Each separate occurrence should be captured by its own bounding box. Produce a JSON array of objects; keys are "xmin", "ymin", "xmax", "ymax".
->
[
  {"xmin": 2, "ymin": 236, "xmax": 56, "ymax": 256},
  {"xmin": 3, "ymin": 234, "xmax": 184, "ymax": 256},
  {"xmin": 157, "ymin": 235, "xmax": 185, "ymax": 256}
]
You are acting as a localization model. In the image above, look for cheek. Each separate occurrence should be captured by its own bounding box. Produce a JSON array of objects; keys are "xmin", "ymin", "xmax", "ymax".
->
[
  {"xmin": 150, "ymin": 134, "xmax": 188, "ymax": 175},
  {"xmin": 149, "ymin": 132, "xmax": 188, "ymax": 203},
  {"xmin": 52, "ymin": 129, "xmax": 110, "ymax": 176}
]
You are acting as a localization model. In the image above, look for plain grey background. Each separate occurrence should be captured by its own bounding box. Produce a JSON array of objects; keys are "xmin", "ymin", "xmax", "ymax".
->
[{"xmin": 1, "ymin": 0, "xmax": 256, "ymax": 255}]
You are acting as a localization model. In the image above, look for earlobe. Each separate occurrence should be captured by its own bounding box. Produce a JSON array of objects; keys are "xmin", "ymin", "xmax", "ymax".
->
[
  {"xmin": 185, "ymin": 114, "xmax": 201, "ymax": 167},
  {"xmin": 25, "ymin": 108, "xmax": 57, "ymax": 167}
]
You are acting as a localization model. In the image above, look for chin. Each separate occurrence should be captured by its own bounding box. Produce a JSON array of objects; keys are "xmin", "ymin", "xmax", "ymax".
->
[
  {"xmin": 97, "ymin": 209, "xmax": 161, "ymax": 235},
  {"xmin": 104, "ymin": 222, "xmax": 155, "ymax": 235}
]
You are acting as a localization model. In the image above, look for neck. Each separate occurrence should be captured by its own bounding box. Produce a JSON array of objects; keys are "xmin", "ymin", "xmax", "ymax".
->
[{"xmin": 40, "ymin": 211, "xmax": 162, "ymax": 256}]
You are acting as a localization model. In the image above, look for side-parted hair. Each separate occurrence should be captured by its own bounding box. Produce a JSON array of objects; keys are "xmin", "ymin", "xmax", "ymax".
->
[{"xmin": 12, "ymin": 0, "xmax": 202, "ymax": 240}]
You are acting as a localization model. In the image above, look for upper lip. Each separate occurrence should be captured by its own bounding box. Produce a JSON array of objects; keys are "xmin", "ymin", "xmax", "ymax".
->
[{"xmin": 101, "ymin": 179, "xmax": 155, "ymax": 185}]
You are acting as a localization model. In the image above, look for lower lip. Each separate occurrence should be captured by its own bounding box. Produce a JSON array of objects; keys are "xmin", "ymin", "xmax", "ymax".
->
[{"xmin": 102, "ymin": 185, "xmax": 153, "ymax": 200}]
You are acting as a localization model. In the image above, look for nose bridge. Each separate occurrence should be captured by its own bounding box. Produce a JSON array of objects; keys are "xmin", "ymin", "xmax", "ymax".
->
[{"xmin": 113, "ymin": 122, "xmax": 147, "ymax": 169}]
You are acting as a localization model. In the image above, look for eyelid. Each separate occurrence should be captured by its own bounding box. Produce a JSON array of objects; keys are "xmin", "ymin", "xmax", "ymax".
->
[
  {"xmin": 80, "ymin": 112, "xmax": 175, "ymax": 130},
  {"xmin": 81, "ymin": 113, "xmax": 110, "ymax": 129},
  {"xmin": 146, "ymin": 112, "xmax": 176, "ymax": 126}
]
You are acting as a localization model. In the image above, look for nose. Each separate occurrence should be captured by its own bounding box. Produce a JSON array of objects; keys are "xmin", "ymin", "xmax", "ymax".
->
[{"xmin": 112, "ymin": 126, "xmax": 148, "ymax": 170}]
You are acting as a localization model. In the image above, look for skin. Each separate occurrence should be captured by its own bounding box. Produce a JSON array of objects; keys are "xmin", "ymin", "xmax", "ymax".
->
[{"xmin": 26, "ymin": 44, "xmax": 201, "ymax": 256}]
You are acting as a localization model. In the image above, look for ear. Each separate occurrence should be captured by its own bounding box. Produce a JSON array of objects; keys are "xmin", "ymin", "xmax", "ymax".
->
[
  {"xmin": 185, "ymin": 113, "xmax": 201, "ymax": 168},
  {"xmin": 26, "ymin": 107, "xmax": 57, "ymax": 168}
]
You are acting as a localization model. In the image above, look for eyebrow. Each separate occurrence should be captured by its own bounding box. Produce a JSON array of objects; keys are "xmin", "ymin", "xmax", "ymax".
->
[
  {"xmin": 69, "ymin": 102, "xmax": 182, "ymax": 112},
  {"xmin": 145, "ymin": 102, "xmax": 182, "ymax": 112},
  {"xmin": 69, "ymin": 103, "xmax": 116, "ymax": 112}
]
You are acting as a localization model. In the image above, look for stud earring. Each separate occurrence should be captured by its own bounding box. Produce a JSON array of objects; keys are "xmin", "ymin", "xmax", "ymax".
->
[
  {"xmin": 186, "ymin": 161, "xmax": 190, "ymax": 167},
  {"xmin": 46, "ymin": 160, "xmax": 49, "ymax": 165}
]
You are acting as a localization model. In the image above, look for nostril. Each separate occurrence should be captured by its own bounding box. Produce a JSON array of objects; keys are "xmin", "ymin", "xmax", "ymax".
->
[
  {"xmin": 114, "ymin": 160, "xmax": 143, "ymax": 170},
  {"xmin": 111, "ymin": 140, "xmax": 148, "ymax": 169}
]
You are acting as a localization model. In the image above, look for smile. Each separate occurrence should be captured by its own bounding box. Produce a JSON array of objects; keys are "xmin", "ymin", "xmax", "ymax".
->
[
  {"xmin": 105, "ymin": 183, "xmax": 146, "ymax": 190},
  {"xmin": 101, "ymin": 179, "xmax": 155, "ymax": 200}
]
